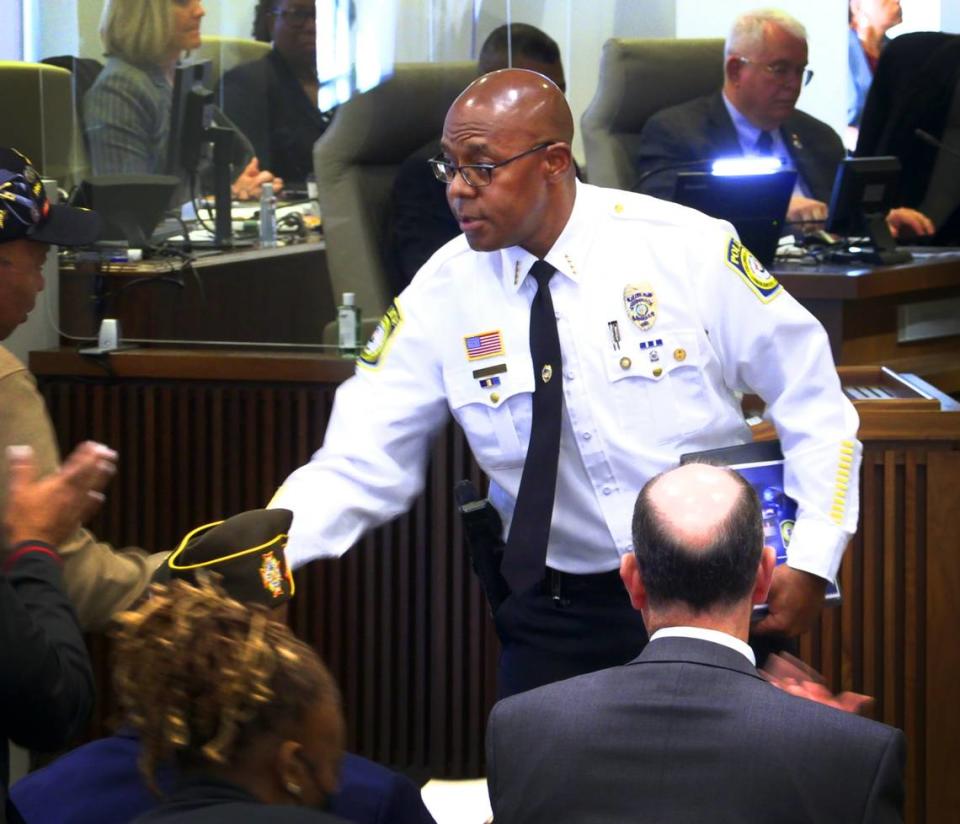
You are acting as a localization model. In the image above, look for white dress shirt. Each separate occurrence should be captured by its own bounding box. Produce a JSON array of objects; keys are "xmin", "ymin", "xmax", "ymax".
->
[
  {"xmin": 274, "ymin": 181, "xmax": 860, "ymax": 582},
  {"xmin": 650, "ymin": 626, "xmax": 756, "ymax": 666}
]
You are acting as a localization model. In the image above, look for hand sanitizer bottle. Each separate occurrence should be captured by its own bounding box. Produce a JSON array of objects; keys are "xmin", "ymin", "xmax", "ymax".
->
[{"xmin": 338, "ymin": 292, "xmax": 361, "ymax": 358}]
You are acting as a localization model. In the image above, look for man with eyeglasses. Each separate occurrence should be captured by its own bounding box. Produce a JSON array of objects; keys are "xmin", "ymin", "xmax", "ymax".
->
[
  {"xmin": 634, "ymin": 8, "xmax": 931, "ymax": 237},
  {"xmin": 272, "ymin": 68, "xmax": 863, "ymax": 698},
  {"xmin": 386, "ymin": 23, "xmax": 568, "ymax": 294},
  {"xmin": 220, "ymin": 0, "xmax": 333, "ymax": 185}
]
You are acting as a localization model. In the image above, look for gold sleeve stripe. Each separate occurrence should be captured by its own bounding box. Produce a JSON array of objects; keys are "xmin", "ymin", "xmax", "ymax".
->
[{"xmin": 831, "ymin": 443, "xmax": 857, "ymax": 525}]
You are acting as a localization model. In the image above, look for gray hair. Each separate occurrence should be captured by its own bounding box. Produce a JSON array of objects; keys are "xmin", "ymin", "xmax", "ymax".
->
[
  {"xmin": 100, "ymin": 0, "xmax": 178, "ymax": 66},
  {"xmin": 725, "ymin": 8, "xmax": 808, "ymax": 58}
]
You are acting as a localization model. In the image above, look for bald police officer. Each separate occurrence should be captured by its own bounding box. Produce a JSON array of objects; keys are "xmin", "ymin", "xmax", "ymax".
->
[{"xmin": 272, "ymin": 70, "xmax": 860, "ymax": 696}]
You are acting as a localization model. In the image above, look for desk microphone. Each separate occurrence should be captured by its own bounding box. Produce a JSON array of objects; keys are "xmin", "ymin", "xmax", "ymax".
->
[
  {"xmin": 632, "ymin": 159, "xmax": 711, "ymax": 191},
  {"xmin": 914, "ymin": 128, "xmax": 960, "ymax": 161}
]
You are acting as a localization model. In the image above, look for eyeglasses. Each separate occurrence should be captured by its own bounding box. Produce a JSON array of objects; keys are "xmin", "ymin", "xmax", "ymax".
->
[
  {"xmin": 429, "ymin": 143, "xmax": 553, "ymax": 188},
  {"xmin": 271, "ymin": 7, "xmax": 316, "ymax": 25},
  {"xmin": 737, "ymin": 57, "xmax": 814, "ymax": 87}
]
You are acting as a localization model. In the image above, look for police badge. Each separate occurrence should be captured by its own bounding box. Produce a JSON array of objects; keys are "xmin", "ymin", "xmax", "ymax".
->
[{"xmin": 623, "ymin": 283, "xmax": 657, "ymax": 331}]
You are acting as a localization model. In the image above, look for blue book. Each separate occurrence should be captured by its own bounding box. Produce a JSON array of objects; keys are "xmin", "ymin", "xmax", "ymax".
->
[{"xmin": 680, "ymin": 440, "xmax": 841, "ymax": 614}]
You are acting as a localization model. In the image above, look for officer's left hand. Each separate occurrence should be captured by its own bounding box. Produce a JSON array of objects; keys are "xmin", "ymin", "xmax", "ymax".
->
[{"xmin": 753, "ymin": 565, "xmax": 827, "ymax": 638}]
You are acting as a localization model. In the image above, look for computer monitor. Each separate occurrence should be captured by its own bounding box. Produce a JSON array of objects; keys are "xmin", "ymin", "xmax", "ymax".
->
[
  {"xmin": 166, "ymin": 60, "xmax": 214, "ymax": 179},
  {"xmin": 674, "ymin": 168, "xmax": 796, "ymax": 267},
  {"xmin": 72, "ymin": 175, "xmax": 180, "ymax": 247},
  {"xmin": 826, "ymin": 156, "xmax": 911, "ymax": 265},
  {"xmin": 166, "ymin": 59, "xmax": 236, "ymax": 245}
]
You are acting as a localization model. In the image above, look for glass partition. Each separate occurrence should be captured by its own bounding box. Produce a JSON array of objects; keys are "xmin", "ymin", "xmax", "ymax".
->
[{"xmin": 5, "ymin": 0, "xmax": 948, "ymax": 348}]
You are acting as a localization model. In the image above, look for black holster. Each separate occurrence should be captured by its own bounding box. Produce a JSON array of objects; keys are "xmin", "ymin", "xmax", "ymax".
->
[{"xmin": 455, "ymin": 480, "xmax": 510, "ymax": 613}]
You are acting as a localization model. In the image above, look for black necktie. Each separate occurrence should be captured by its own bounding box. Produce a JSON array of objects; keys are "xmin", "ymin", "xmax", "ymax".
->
[
  {"xmin": 501, "ymin": 260, "xmax": 563, "ymax": 594},
  {"xmin": 756, "ymin": 131, "xmax": 774, "ymax": 155}
]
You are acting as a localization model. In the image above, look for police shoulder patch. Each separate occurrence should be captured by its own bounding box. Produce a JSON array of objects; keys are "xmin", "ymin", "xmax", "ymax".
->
[
  {"xmin": 723, "ymin": 237, "xmax": 782, "ymax": 303},
  {"xmin": 359, "ymin": 299, "xmax": 403, "ymax": 370}
]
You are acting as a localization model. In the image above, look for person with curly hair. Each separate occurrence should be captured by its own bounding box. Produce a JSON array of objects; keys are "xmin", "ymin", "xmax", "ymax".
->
[
  {"xmin": 119, "ymin": 576, "xmax": 347, "ymax": 823},
  {"xmin": 10, "ymin": 509, "xmax": 437, "ymax": 824}
]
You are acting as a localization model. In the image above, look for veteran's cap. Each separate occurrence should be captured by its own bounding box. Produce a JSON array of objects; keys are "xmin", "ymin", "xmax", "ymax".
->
[
  {"xmin": 155, "ymin": 508, "xmax": 295, "ymax": 608},
  {"xmin": 0, "ymin": 147, "xmax": 101, "ymax": 246}
]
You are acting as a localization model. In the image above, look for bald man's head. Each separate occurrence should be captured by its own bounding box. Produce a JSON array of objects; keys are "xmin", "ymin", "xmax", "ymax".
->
[
  {"xmin": 631, "ymin": 464, "xmax": 764, "ymax": 612},
  {"xmin": 440, "ymin": 69, "xmax": 576, "ymax": 258},
  {"xmin": 450, "ymin": 68, "xmax": 574, "ymax": 144}
]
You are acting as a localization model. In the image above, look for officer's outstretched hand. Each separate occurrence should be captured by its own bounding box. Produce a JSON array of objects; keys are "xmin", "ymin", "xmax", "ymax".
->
[{"xmin": 753, "ymin": 565, "xmax": 827, "ymax": 638}]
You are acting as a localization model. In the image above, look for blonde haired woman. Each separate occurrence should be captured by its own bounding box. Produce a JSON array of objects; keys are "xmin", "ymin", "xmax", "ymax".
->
[{"xmin": 84, "ymin": 0, "xmax": 279, "ymax": 200}]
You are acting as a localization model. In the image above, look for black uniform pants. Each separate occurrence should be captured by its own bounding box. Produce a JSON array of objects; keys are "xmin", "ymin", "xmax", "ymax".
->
[{"xmin": 492, "ymin": 567, "xmax": 795, "ymax": 699}]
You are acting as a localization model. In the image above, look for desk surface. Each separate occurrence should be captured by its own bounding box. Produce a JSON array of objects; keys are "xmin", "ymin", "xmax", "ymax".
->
[
  {"xmin": 59, "ymin": 238, "xmax": 335, "ymax": 346},
  {"xmin": 31, "ymin": 347, "xmax": 356, "ymax": 383},
  {"xmin": 773, "ymin": 249, "xmax": 960, "ymax": 299}
]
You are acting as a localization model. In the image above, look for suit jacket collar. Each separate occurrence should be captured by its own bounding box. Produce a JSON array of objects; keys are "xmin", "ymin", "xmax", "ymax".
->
[
  {"xmin": 705, "ymin": 92, "xmax": 744, "ymax": 158},
  {"xmin": 629, "ymin": 635, "xmax": 766, "ymax": 683}
]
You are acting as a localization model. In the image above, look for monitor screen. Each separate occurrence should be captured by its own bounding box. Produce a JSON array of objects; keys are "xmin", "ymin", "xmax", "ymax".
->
[
  {"xmin": 167, "ymin": 60, "xmax": 214, "ymax": 179},
  {"xmin": 825, "ymin": 156, "xmax": 911, "ymax": 264},
  {"xmin": 826, "ymin": 156, "xmax": 901, "ymax": 237},
  {"xmin": 674, "ymin": 168, "xmax": 797, "ymax": 267},
  {"xmin": 73, "ymin": 174, "xmax": 180, "ymax": 247}
]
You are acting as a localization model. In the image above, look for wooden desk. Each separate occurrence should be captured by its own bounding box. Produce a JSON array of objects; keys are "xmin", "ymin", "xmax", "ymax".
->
[
  {"xmin": 774, "ymin": 251, "xmax": 960, "ymax": 391},
  {"xmin": 58, "ymin": 238, "xmax": 335, "ymax": 346},
  {"xmin": 31, "ymin": 348, "xmax": 960, "ymax": 822},
  {"xmin": 58, "ymin": 244, "xmax": 960, "ymax": 389}
]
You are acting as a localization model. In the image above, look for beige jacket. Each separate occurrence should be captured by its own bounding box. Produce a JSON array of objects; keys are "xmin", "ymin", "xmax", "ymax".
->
[{"xmin": 0, "ymin": 346, "xmax": 165, "ymax": 631}]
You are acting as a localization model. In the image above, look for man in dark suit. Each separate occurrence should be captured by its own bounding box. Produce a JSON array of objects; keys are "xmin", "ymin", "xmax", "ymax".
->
[
  {"xmin": 633, "ymin": 8, "xmax": 929, "ymax": 238},
  {"xmin": 857, "ymin": 31, "xmax": 960, "ymax": 244},
  {"xmin": 486, "ymin": 462, "xmax": 905, "ymax": 824}
]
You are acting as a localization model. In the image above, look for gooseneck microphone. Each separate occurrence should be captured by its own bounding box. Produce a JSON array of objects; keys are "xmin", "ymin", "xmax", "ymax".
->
[
  {"xmin": 915, "ymin": 128, "xmax": 960, "ymax": 161},
  {"xmin": 632, "ymin": 159, "xmax": 712, "ymax": 191}
]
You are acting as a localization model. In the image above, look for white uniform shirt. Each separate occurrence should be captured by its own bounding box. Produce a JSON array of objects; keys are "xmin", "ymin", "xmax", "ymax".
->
[{"xmin": 275, "ymin": 182, "xmax": 860, "ymax": 582}]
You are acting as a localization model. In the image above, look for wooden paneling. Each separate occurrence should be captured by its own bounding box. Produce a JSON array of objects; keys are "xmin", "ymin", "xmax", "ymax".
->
[
  {"xmin": 797, "ymin": 444, "xmax": 960, "ymax": 824},
  {"xmin": 34, "ymin": 351, "xmax": 960, "ymax": 819},
  {"xmin": 40, "ymin": 373, "xmax": 499, "ymax": 778}
]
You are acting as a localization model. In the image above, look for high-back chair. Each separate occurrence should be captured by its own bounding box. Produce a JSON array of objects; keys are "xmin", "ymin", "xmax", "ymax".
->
[
  {"xmin": 194, "ymin": 35, "xmax": 271, "ymax": 87},
  {"xmin": 0, "ymin": 61, "xmax": 84, "ymax": 187},
  {"xmin": 581, "ymin": 38, "xmax": 725, "ymax": 189},
  {"xmin": 313, "ymin": 62, "xmax": 476, "ymax": 322}
]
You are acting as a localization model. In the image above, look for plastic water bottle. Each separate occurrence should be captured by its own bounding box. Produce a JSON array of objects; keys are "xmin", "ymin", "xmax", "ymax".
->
[{"xmin": 259, "ymin": 181, "xmax": 277, "ymax": 247}]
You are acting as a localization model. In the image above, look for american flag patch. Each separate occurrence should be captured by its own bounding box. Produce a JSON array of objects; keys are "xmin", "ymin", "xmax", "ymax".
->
[{"xmin": 464, "ymin": 331, "xmax": 504, "ymax": 361}]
